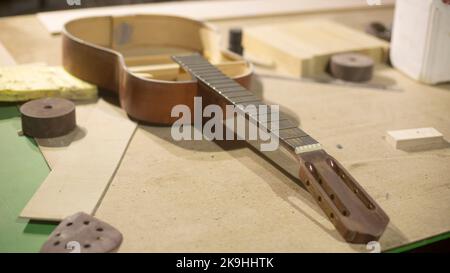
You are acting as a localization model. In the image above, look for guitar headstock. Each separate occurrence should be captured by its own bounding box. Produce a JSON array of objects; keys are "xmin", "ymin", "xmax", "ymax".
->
[{"xmin": 298, "ymin": 150, "xmax": 389, "ymax": 244}]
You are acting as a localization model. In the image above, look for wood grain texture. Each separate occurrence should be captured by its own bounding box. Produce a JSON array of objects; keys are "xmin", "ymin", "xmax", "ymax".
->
[{"xmin": 243, "ymin": 20, "xmax": 388, "ymax": 77}]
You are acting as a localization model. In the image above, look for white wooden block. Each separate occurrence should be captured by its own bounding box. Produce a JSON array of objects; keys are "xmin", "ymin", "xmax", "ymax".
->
[{"xmin": 386, "ymin": 128, "xmax": 446, "ymax": 151}]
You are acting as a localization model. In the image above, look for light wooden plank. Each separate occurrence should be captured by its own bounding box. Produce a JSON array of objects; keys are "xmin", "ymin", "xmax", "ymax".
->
[
  {"xmin": 20, "ymin": 99, "xmax": 137, "ymax": 221},
  {"xmin": 243, "ymin": 20, "xmax": 389, "ymax": 77},
  {"xmin": 37, "ymin": 0, "xmax": 395, "ymax": 34}
]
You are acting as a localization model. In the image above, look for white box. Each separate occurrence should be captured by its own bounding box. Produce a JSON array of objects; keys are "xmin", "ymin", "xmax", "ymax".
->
[{"xmin": 390, "ymin": 0, "xmax": 450, "ymax": 84}]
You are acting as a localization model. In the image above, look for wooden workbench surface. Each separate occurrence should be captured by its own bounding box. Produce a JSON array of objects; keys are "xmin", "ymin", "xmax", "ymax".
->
[{"xmin": 1, "ymin": 6, "xmax": 449, "ymax": 252}]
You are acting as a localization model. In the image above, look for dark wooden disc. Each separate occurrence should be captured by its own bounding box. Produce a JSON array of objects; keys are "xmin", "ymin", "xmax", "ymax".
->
[
  {"xmin": 329, "ymin": 53, "xmax": 374, "ymax": 82},
  {"xmin": 365, "ymin": 22, "xmax": 391, "ymax": 42},
  {"xmin": 20, "ymin": 98, "xmax": 76, "ymax": 138}
]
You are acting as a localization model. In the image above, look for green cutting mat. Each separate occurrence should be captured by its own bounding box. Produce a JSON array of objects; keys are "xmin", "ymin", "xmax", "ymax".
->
[{"xmin": 0, "ymin": 103, "xmax": 56, "ymax": 252}]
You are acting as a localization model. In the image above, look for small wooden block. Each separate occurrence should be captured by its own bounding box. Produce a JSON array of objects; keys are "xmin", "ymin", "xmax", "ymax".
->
[
  {"xmin": 386, "ymin": 128, "xmax": 446, "ymax": 151},
  {"xmin": 40, "ymin": 212, "xmax": 123, "ymax": 253}
]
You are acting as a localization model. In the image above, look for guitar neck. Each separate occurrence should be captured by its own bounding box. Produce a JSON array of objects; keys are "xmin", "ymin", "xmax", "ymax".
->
[
  {"xmin": 173, "ymin": 54, "xmax": 389, "ymax": 244},
  {"xmin": 173, "ymin": 54, "xmax": 321, "ymax": 156}
]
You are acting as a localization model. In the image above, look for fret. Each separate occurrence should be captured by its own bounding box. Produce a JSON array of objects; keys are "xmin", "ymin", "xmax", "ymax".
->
[
  {"xmin": 284, "ymin": 138, "xmax": 300, "ymax": 151},
  {"xmin": 211, "ymin": 82, "xmax": 241, "ymax": 88},
  {"xmin": 196, "ymin": 71, "xmax": 231, "ymax": 78},
  {"xmin": 302, "ymin": 135, "xmax": 318, "ymax": 145},
  {"xmin": 229, "ymin": 96, "xmax": 260, "ymax": 104},
  {"xmin": 196, "ymin": 71, "xmax": 224, "ymax": 77},
  {"xmin": 183, "ymin": 65, "xmax": 213, "ymax": 71},
  {"xmin": 248, "ymin": 104, "xmax": 289, "ymax": 119},
  {"xmin": 196, "ymin": 70, "xmax": 225, "ymax": 75},
  {"xmin": 208, "ymin": 79, "xmax": 233, "ymax": 84},
  {"xmin": 203, "ymin": 79, "xmax": 234, "ymax": 86},
  {"xmin": 247, "ymin": 107, "xmax": 281, "ymax": 118},
  {"xmin": 180, "ymin": 61, "xmax": 212, "ymax": 67},
  {"xmin": 187, "ymin": 66, "xmax": 217, "ymax": 73},
  {"xmin": 235, "ymin": 101, "xmax": 265, "ymax": 109},
  {"xmin": 258, "ymin": 120, "xmax": 298, "ymax": 135},
  {"xmin": 223, "ymin": 91, "xmax": 255, "ymax": 98},
  {"xmin": 252, "ymin": 113, "xmax": 288, "ymax": 124},
  {"xmin": 285, "ymin": 138, "xmax": 307, "ymax": 151},
  {"xmin": 214, "ymin": 86, "xmax": 247, "ymax": 93},
  {"xmin": 198, "ymin": 75, "xmax": 229, "ymax": 81},
  {"xmin": 195, "ymin": 70, "xmax": 225, "ymax": 75},
  {"xmin": 263, "ymin": 119, "xmax": 297, "ymax": 130},
  {"xmin": 277, "ymin": 128, "xmax": 309, "ymax": 140}
]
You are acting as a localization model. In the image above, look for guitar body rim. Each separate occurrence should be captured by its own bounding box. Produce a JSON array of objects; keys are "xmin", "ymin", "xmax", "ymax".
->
[{"xmin": 62, "ymin": 14, "xmax": 253, "ymax": 125}]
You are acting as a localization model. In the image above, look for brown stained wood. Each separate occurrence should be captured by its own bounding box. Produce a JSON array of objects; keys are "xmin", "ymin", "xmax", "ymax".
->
[
  {"xmin": 20, "ymin": 98, "xmax": 76, "ymax": 138},
  {"xmin": 62, "ymin": 14, "xmax": 253, "ymax": 125},
  {"xmin": 298, "ymin": 150, "xmax": 389, "ymax": 243}
]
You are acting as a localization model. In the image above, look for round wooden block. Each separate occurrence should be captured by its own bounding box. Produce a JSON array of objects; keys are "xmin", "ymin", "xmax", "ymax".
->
[
  {"xmin": 329, "ymin": 53, "xmax": 374, "ymax": 82},
  {"xmin": 20, "ymin": 98, "xmax": 76, "ymax": 138}
]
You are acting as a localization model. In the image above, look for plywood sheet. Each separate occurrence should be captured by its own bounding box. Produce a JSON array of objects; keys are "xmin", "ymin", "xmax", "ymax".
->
[
  {"xmin": 37, "ymin": 0, "xmax": 395, "ymax": 34},
  {"xmin": 243, "ymin": 20, "xmax": 389, "ymax": 77},
  {"xmin": 20, "ymin": 99, "xmax": 137, "ymax": 221}
]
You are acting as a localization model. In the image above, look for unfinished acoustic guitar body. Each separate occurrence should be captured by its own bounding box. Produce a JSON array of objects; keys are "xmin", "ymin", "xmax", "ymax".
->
[{"xmin": 62, "ymin": 15, "xmax": 253, "ymax": 124}]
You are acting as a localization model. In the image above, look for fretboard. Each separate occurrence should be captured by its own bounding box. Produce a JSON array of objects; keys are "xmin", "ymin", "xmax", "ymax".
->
[{"xmin": 172, "ymin": 54, "xmax": 321, "ymax": 154}]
